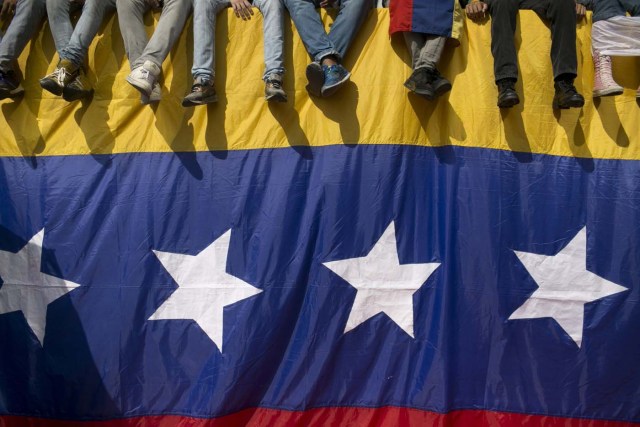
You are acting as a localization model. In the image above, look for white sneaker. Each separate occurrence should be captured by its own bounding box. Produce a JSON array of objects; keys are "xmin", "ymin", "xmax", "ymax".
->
[
  {"xmin": 140, "ymin": 82, "xmax": 162, "ymax": 105},
  {"xmin": 127, "ymin": 60, "xmax": 161, "ymax": 96}
]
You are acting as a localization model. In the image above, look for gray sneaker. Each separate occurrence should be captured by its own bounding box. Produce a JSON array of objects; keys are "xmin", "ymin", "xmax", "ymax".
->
[{"xmin": 265, "ymin": 73, "xmax": 287, "ymax": 102}]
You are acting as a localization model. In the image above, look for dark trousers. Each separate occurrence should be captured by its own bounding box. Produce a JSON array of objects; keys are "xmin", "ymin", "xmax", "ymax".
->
[{"xmin": 486, "ymin": 0, "xmax": 578, "ymax": 82}]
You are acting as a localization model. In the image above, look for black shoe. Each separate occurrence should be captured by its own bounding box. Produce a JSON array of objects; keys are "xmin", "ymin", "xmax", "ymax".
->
[
  {"xmin": 305, "ymin": 62, "xmax": 324, "ymax": 97},
  {"xmin": 497, "ymin": 79, "xmax": 520, "ymax": 108},
  {"xmin": 553, "ymin": 79, "xmax": 585, "ymax": 110},
  {"xmin": 426, "ymin": 68, "xmax": 452, "ymax": 97},
  {"xmin": 0, "ymin": 68, "xmax": 24, "ymax": 100},
  {"xmin": 404, "ymin": 68, "xmax": 434, "ymax": 100}
]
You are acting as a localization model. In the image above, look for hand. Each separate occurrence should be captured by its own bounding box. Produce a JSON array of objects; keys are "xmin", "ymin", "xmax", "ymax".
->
[
  {"xmin": 320, "ymin": 0, "xmax": 338, "ymax": 7},
  {"xmin": 231, "ymin": 0, "xmax": 254, "ymax": 20},
  {"xmin": 465, "ymin": 1, "xmax": 488, "ymax": 21},
  {"xmin": 0, "ymin": 0, "xmax": 17, "ymax": 19},
  {"xmin": 143, "ymin": 0, "xmax": 162, "ymax": 9},
  {"xmin": 575, "ymin": 2, "xmax": 586, "ymax": 17}
]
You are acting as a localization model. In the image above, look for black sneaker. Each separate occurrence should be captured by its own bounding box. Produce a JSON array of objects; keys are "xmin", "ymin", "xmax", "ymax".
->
[
  {"xmin": 63, "ymin": 68, "xmax": 93, "ymax": 101},
  {"xmin": 404, "ymin": 68, "xmax": 434, "ymax": 100},
  {"xmin": 0, "ymin": 68, "xmax": 24, "ymax": 99},
  {"xmin": 182, "ymin": 76, "xmax": 217, "ymax": 107},
  {"xmin": 305, "ymin": 62, "xmax": 324, "ymax": 97},
  {"xmin": 553, "ymin": 79, "xmax": 585, "ymax": 109},
  {"xmin": 497, "ymin": 78, "xmax": 520, "ymax": 108},
  {"xmin": 426, "ymin": 68, "xmax": 452, "ymax": 97}
]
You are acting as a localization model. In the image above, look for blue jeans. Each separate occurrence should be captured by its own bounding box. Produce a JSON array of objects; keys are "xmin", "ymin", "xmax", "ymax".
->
[
  {"xmin": 191, "ymin": 0, "xmax": 285, "ymax": 80},
  {"xmin": 131, "ymin": 0, "xmax": 191, "ymax": 69},
  {"xmin": 0, "ymin": 0, "xmax": 47, "ymax": 70},
  {"xmin": 282, "ymin": 0, "xmax": 371, "ymax": 63},
  {"xmin": 59, "ymin": 0, "xmax": 116, "ymax": 66},
  {"xmin": 46, "ymin": 0, "xmax": 83, "ymax": 55}
]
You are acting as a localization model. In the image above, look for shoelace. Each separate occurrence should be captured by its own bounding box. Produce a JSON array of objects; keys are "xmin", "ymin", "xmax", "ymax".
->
[
  {"xmin": 595, "ymin": 54, "xmax": 617, "ymax": 87},
  {"xmin": 557, "ymin": 80, "xmax": 577, "ymax": 95},
  {"xmin": 267, "ymin": 79, "xmax": 282, "ymax": 89},
  {"xmin": 56, "ymin": 68, "xmax": 67, "ymax": 86},
  {"xmin": 140, "ymin": 68, "xmax": 150, "ymax": 81}
]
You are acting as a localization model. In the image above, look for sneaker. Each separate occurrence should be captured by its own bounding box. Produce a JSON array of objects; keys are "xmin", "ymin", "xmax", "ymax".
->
[
  {"xmin": 553, "ymin": 79, "xmax": 585, "ymax": 109},
  {"xmin": 404, "ymin": 68, "xmax": 434, "ymax": 99},
  {"xmin": 592, "ymin": 50, "xmax": 623, "ymax": 98},
  {"xmin": 127, "ymin": 60, "xmax": 161, "ymax": 97},
  {"xmin": 305, "ymin": 62, "xmax": 324, "ymax": 97},
  {"xmin": 0, "ymin": 68, "xmax": 24, "ymax": 99},
  {"xmin": 321, "ymin": 64, "xmax": 350, "ymax": 97},
  {"xmin": 62, "ymin": 69, "xmax": 93, "ymax": 101},
  {"xmin": 427, "ymin": 68, "xmax": 452, "ymax": 97},
  {"xmin": 40, "ymin": 59, "xmax": 79, "ymax": 96},
  {"xmin": 182, "ymin": 76, "xmax": 217, "ymax": 107},
  {"xmin": 265, "ymin": 73, "xmax": 287, "ymax": 102},
  {"xmin": 496, "ymin": 78, "xmax": 520, "ymax": 108},
  {"xmin": 140, "ymin": 82, "xmax": 162, "ymax": 105}
]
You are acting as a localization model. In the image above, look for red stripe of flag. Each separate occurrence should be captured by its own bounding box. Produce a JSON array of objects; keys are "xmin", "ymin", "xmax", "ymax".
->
[
  {"xmin": 389, "ymin": 0, "xmax": 414, "ymax": 34},
  {"xmin": 1, "ymin": 407, "xmax": 637, "ymax": 426}
]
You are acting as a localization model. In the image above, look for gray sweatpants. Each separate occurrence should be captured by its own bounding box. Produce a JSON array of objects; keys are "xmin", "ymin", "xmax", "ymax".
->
[{"xmin": 403, "ymin": 32, "xmax": 446, "ymax": 71}]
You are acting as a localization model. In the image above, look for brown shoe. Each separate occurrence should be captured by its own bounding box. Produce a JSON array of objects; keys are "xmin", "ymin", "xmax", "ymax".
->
[
  {"xmin": 182, "ymin": 76, "xmax": 217, "ymax": 107},
  {"xmin": 265, "ymin": 73, "xmax": 287, "ymax": 102}
]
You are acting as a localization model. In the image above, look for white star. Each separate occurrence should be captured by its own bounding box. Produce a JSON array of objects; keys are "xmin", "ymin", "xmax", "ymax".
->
[
  {"xmin": 0, "ymin": 229, "xmax": 80, "ymax": 345},
  {"xmin": 149, "ymin": 230, "xmax": 262, "ymax": 352},
  {"xmin": 323, "ymin": 222, "xmax": 440, "ymax": 338},
  {"xmin": 509, "ymin": 227, "xmax": 628, "ymax": 347}
]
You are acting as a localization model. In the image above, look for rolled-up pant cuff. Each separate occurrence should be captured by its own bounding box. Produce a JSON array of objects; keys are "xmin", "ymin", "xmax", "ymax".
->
[{"xmin": 314, "ymin": 49, "xmax": 341, "ymax": 63}]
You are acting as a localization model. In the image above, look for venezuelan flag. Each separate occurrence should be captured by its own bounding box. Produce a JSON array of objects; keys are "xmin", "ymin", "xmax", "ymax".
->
[{"xmin": 0, "ymin": 9, "xmax": 639, "ymax": 427}]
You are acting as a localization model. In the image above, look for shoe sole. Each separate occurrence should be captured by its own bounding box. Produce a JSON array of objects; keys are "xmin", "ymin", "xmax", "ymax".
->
[
  {"xmin": 306, "ymin": 63, "xmax": 324, "ymax": 97},
  {"xmin": 140, "ymin": 95, "xmax": 161, "ymax": 105},
  {"xmin": 63, "ymin": 87, "xmax": 93, "ymax": 102},
  {"xmin": 433, "ymin": 81, "xmax": 452, "ymax": 97},
  {"xmin": 181, "ymin": 94, "xmax": 218, "ymax": 107},
  {"xmin": 40, "ymin": 79, "xmax": 63, "ymax": 96},
  {"xmin": 321, "ymin": 71, "xmax": 351, "ymax": 97},
  {"xmin": 403, "ymin": 81, "xmax": 435, "ymax": 100},
  {"xmin": 497, "ymin": 97, "xmax": 520, "ymax": 109},
  {"xmin": 126, "ymin": 76, "xmax": 152, "ymax": 97},
  {"xmin": 0, "ymin": 86, "xmax": 25, "ymax": 100},
  {"xmin": 593, "ymin": 88, "xmax": 623, "ymax": 97},
  {"xmin": 266, "ymin": 93, "xmax": 287, "ymax": 103},
  {"xmin": 553, "ymin": 98, "xmax": 585, "ymax": 110}
]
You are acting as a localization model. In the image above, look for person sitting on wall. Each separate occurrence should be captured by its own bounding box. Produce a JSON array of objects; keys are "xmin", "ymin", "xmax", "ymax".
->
[
  {"xmin": 390, "ymin": 0, "xmax": 464, "ymax": 100},
  {"xmin": 125, "ymin": 0, "xmax": 192, "ymax": 104},
  {"xmin": 0, "ymin": 0, "xmax": 46, "ymax": 99},
  {"xmin": 182, "ymin": 0, "xmax": 287, "ymax": 107},
  {"xmin": 40, "ymin": 0, "xmax": 116, "ymax": 101},
  {"xmin": 580, "ymin": 0, "xmax": 640, "ymax": 98},
  {"xmin": 282, "ymin": 0, "xmax": 372, "ymax": 97},
  {"xmin": 464, "ymin": 0, "xmax": 587, "ymax": 109}
]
